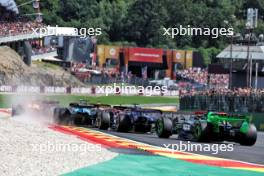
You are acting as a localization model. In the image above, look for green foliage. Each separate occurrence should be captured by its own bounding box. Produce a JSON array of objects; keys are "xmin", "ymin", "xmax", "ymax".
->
[
  {"xmin": 123, "ymin": 0, "xmax": 169, "ymax": 47},
  {"xmin": 198, "ymin": 47, "xmax": 222, "ymax": 66},
  {"xmin": 15, "ymin": 0, "xmax": 264, "ymax": 63}
]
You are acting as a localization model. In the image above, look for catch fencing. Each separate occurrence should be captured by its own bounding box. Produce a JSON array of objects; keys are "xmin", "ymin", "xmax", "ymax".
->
[{"xmin": 180, "ymin": 94, "xmax": 264, "ymax": 113}]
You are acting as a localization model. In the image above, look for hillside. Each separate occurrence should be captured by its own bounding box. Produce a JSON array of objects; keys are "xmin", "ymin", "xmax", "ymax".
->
[{"xmin": 0, "ymin": 46, "xmax": 85, "ymax": 87}]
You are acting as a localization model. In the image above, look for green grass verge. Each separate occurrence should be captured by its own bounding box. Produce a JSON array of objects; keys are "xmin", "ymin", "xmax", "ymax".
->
[
  {"xmin": 33, "ymin": 61, "xmax": 61, "ymax": 70},
  {"xmin": 0, "ymin": 94, "xmax": 178, "ymax": 108},
  {"xmin": 64, "ymin": 154, "xmax": 263, "ymax": 176}
]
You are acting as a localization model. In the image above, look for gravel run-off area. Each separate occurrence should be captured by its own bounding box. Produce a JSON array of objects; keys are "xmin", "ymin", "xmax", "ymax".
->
[{"xmin": 0, "ymin": 116, "xmax": 118, "ymax": 176}]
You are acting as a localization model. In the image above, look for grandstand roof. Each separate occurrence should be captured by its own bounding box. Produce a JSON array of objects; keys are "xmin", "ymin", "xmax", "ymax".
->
[{"xmin": 216, "ymin": 45, "xmax": 264, "ymax": 60}]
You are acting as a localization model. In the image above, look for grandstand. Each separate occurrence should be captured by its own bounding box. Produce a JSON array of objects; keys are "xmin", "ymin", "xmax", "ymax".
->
[
  {"xmin": 0, "ymin": 0, "xmax": 42, "ymax": 65},
  {"xmin": 0, "ymin": 1, "xmax": 74, "ymax": 66},
  {"xmin": 0, "ymin": 0, "xmax": 44, "ymax": 41},
  {"xmin": 216, "ymin": 45, "xmax": 264, "ymax": 89}
]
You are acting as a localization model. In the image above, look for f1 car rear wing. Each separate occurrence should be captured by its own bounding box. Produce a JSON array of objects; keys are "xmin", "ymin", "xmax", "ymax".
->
[
  {"xmin": 207, "ymin": 112, "xmax": 251, "ymax": 123},
  {"xmin": 91, "ymin": 103, "xmax": 111, "ymax": 108}
]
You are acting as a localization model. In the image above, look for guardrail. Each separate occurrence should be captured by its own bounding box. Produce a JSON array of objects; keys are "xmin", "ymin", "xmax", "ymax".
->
[
  {"xmin": 0, "ymin": 33, "xmax": 44, "ymax": 44},
  {"xmin": 0, "ymin": 30, "xmax": 82, "ymax": 44}
]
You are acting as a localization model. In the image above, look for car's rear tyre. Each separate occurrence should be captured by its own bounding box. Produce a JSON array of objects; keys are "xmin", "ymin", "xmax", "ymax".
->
[
  {"xmin": 239, "ymin": 124, "xmax": 257, "ymax": 146},
  {"xmin": 116, "ymin": 114, "xmax": 132, "ymax": 132},
  {"xmin": 193, "ymin": 121, "xmax": 210, "ymax": 142},
  {"xmin": 155, "ymin": 118, "xmax": 172, "ymax": 138},
  {"xmin": 53, "ymin": 108, "xmax": 72, "ymax": 125},
  {"xmin": 98, "ymin": 112, "xmax": 110, "ymax": 130}
]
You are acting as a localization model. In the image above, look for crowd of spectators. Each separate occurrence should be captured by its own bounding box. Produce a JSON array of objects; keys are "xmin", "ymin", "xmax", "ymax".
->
[
  {"xmin": 0, "ymin": 20, "xmax": 54, "ymax": 55},
  {"xmin": 176, "ymin": 67, "xmax": 229, "ymax": 88},
  {"xmin": 0, "ymin": 21, "xmax": 43, "ymax": 37},
  {"xmin": 210, "ymin": 74, "xmax": 229, "ymax": 88},
  {"xmin": 176, "ymin": 67, "xmax": 207, "ymax": 85},
  {"xmin": 180, "ymin": 88, "xmax": 264, "ymax": 113}
]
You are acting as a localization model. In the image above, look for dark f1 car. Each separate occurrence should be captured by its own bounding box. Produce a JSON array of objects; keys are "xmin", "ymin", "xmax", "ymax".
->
[
  {"xmin": 155, "ymin": 111, "xmax": 257, "ymax": 146},
  {"xmin": 54, "ymin": 102, "xmax": 162, "ymax": 133},
  {"xmin": 53, "ymin": 100, "xmax": 111, "ymax": 128},
  {"xmin": 99, "ymin": 105, "xmax": 162, "ymax": 133},
  {"xmin": 12, "ymin": 100, "xmax": 60, "ymax": 117}
]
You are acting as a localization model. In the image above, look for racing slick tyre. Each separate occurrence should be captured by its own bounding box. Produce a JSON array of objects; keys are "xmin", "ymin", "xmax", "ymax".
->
[
  {"xmin": 192, "ymin": 121, "xmax": 210, "ymax": 142},
  {"xmin": 98, "ymin": 112, "xmax": 110, "ymax": 130},
  {"xmin": 239, "ymin": 124, "xmax": 257, "ymax": 146},
  {"xmin": 53, "ymin": 108, "xmax": 72, "ymax": 125},
  {"xmin": 116, "ymin": 114, "xmax": 132, "ymax": 132},
  {"xmin": 155, "ymin": 118, "xmax": 172, "ymax": 138}
]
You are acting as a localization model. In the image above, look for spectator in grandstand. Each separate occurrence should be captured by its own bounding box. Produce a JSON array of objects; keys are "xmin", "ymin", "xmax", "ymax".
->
[
  {"xmin": 176, "ymin": 67, "xmax": 229, "ymax": 88},
  {"xmin": 29, "ymin": 38, "xmax": 57, "ymax": 55},
  {"xmin": 0, "ymin": 21, "xmax": 44, "ymax": 37}
]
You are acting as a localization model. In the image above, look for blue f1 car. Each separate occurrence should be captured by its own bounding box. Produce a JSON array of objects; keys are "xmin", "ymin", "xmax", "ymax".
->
[
  {"xmin": 100, "ymin": 105, "xmax": 162, "ymax": 133},
  {"xmin": 53, "ymin": 101, "xmax": 162, "ymax": 133},
  {"xmin": 53, "ymin": 100, "xmax": 110, "ymax": 128}
]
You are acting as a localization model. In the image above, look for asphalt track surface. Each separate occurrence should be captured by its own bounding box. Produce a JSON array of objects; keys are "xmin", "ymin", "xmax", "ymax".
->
[{"xmin": 96, "ymin": 129, "xmax": 264, "ymax": 165}]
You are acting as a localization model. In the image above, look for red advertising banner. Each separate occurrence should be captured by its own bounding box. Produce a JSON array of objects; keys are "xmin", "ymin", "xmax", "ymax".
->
[{"xmin": 128, "ymin": 47, "xmax": 163, "ymax": 63}]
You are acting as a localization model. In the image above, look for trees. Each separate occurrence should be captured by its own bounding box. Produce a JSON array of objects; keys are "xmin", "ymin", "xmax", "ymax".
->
[
  {"xmin": 14, "ymin": 0, "xmax": 264, "ymax": 50},
  {"xmin": 16, "ymin": 0, "xmax": 60, "ymax": 23},
  {"xmin": 124, "ymin": 0, "xmax": 168, "ymax": 47}
]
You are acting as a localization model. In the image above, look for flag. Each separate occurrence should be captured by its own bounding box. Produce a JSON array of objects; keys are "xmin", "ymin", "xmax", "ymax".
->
[
  {"xmin": 142, "ymin": 66, "xmax": 148, "ymax": 79},
  {"xmin": 155, "ymin": 70, "xmax": 159, "ymax": 80}
]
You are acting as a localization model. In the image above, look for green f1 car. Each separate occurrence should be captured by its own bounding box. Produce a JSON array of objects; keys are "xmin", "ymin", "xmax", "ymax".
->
[{"xmin": 156, "ymin": 111, "xmax": 257, "ymax": 146}]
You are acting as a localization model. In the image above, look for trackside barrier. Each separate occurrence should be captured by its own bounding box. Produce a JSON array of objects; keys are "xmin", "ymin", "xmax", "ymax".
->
[
  {"xmin": 71, "ymin": 87, "xmax": 91, "ymax": 94},
  {"xmin": 0, "ymin": 33, "xmax": 43, "ymax": 44},
  {"xmin": 17, "ymin": 86, "xmax": 40, "ymax": 93},
  {"xmin": 91, "ymin": 86, "xmax": 96, "ymax": 95},
  {"xmin": 0, "ymin": 86, "xmax": 13, "ymax": 92},
  {"xmin": 44, "ymin": 87, "xmax": 67, "ymax": 94},
  {"xmin": 0, "ymin": 85, "xmax": 179, "ymax": 96}
]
